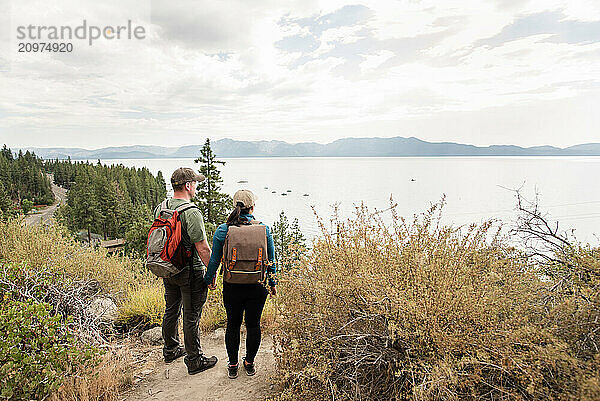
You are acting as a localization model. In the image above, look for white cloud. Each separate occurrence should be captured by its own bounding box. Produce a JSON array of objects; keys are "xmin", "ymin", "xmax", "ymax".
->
[{"xmin": 0, "ymin": 0, "xmax": 599, "ymax": 148}]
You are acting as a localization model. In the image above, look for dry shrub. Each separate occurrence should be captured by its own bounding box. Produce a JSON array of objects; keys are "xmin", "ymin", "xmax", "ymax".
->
[
  {"xmin": 513, "ymin": 193, "xmax": 600, "ymax": 363},
  {"xmin": 0, "ymin": 219, "xmax": 153, "ymax": 300},
  {"xmin": 51, "ymin": 345, "xmax": 135, "ymax": 401},
  {"xmin": 273, "ymin": 201, "xmax": 600, "ymax": 401}
]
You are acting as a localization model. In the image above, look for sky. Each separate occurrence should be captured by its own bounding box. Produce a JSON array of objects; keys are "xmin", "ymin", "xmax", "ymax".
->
[{"xmin": 0, "ymin": 0, "xmax": 599, "ymax": 149}]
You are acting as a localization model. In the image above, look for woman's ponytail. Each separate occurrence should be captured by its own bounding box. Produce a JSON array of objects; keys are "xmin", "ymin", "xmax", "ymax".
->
[{"xmin": 228, "ymin": 202, "xmax": 254, "ymax": 225}]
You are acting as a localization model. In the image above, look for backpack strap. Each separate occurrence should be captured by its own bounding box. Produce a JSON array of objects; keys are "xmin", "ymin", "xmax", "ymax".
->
[
  {"xmin": 173, "ymin": 201, "xmax": 201, "ymax": 260},
  {"xmin": 154, "ymin": 199, "xmax": 168, "ymax": 215},
  {"xmin": 175, "ymin": 202, "xmax": 199, "ymax": 213}
]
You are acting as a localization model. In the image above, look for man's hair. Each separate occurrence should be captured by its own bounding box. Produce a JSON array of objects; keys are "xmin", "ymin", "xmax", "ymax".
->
[{"xmin": 172, "ymin": 182, "xmax": 185, "ymax": 192}]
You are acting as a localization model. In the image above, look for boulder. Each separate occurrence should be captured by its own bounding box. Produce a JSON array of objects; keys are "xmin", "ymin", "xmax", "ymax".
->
[
  {"xmin": 141, "ymin": 326, "xmax": 164, "ymax": 345},
  {"xmin": 88, "ymin": 297, "xmax": 118, "ymax": 324}
]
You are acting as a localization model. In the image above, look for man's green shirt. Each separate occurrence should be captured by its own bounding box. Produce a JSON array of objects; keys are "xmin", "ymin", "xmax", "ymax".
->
[{"xmin": 153, "ymin": 198, "xmax": 207, "ymax": 273}]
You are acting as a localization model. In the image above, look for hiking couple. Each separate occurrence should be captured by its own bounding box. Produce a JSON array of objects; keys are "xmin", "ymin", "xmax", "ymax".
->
[{"xmin": 147, "ymin": 167, "xmax": 276, "ymax": 378}]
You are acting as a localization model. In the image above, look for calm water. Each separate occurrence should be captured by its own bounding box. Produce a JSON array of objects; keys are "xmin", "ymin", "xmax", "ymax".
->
[{"xmin": 100, "ymin": 157, "xmax": 600, "ymax": 244}]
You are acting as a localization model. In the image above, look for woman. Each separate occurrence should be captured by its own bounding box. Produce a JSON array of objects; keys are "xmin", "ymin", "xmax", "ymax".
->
[{"xmin": 204, "ymin": 189, "xmax": 277, "ymax": 379}]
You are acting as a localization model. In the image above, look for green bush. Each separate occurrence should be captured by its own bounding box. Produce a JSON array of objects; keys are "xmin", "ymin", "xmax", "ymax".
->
[
  {"xmin": 0, "ymin": 299, "xmax": 98, "ymax": 401},
  {"xmin": 20, "ymin": 199, "xmax": 33, "ymax": 215}
]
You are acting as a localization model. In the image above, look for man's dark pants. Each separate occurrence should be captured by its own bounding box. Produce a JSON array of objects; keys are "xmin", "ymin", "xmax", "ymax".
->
[{"xmin": 162, "ymin": 267, "xmax": 208, "ymax": 363}]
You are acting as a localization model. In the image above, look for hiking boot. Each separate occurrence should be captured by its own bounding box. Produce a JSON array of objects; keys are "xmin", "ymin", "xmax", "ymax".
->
[
  {"xmin": 243, "ymin": 358, "xmax": 256, "ymax": 376},
  {"xmin": 228, "ymin": 363, "xmax": 239, "ymax": 379},
  {"xmin": 186, "ymin": 355, "xmax": 218, "ymax": 375},
  {"xmin": 164, "ymin": 347, "xmax": 186, "ymax": 363}
]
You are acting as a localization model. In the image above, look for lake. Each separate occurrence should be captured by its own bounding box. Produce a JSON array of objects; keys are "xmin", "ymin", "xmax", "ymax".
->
[{"xmin": 100, "ymin": 157, "xmax": 600, "ymax": 244}]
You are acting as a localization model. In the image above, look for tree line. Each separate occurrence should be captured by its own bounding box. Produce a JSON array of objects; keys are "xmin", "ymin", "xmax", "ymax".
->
[
  {"xmin": 8, "ymin": 139, "xmax": 307, "ymax": 264},
  {"xmin": 0, "ymin": 145, "xmax": 54, "ymax": 219},
  {"xmin": 44, "ymin": 159, "xmax": 167, "ymax": 244}
]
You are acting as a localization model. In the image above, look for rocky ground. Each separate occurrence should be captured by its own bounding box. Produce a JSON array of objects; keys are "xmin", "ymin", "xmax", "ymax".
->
[{"xmin": 124, "ymin": 329, "xmax": 278, "ymax": 401}]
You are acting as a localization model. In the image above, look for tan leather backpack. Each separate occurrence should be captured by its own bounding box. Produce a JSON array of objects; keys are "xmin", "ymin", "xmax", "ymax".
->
[{"xmin": 222, "ymin": 220, "xmax": 269, "ymax": 284}]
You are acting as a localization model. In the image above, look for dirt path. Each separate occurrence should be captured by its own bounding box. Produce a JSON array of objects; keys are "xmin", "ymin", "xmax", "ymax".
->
[
  {"xmin": 125, "ymin": 332, "xmax": 277, "ymax": 401},
  {"xmin": 24, "ymin": 175, "xmax": 67, "ymax": 226}
]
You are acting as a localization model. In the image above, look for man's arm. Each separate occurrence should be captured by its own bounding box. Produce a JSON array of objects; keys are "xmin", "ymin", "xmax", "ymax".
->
[{"xmin": 194, "ymin": 239, "xmax": 211, "ymax": 268}]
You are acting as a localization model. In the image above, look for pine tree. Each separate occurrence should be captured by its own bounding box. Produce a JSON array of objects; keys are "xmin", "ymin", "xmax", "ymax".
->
[
  {"xmin": 71, "ymin": 169, "xmax": 101, "ymax": 244},
  {"xmin": 273, "ymin": 211, "xmax": 292, "ymax": 260},
  {"xmin": 0, "ymin": 181, "xmax": 13, "ymax": 219},
  {"xmin": 1, "ymin": 145, "xmax": 13, "ymax": 161},
  {"xmin": 291, "ymin": 218, "xmax": 306, "ymax": 250},
  {"xmin": 194, "ymin": 138, "xmax": 232, "ymax": 225},
  {"xmin": 273, "ymin": 211, "xmax": 307, "ymax": 269},
  {"xmin": 124, "ymin": 204, "xmax": 153, "ymax": 258}
]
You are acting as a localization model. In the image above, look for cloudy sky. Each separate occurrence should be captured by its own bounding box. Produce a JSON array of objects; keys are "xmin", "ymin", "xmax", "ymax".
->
[{"xmin": 1, "ymin": 0, "xmax": 599, "ymax": 149}]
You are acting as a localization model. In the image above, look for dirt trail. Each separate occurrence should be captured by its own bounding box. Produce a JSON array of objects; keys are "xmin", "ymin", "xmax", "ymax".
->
[{"xmin": 125, "ymin": 332, "xmax": 277, "ymax": 401}]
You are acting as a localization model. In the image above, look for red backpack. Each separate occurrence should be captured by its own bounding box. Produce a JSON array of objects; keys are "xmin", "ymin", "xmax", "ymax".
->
[{"xmin": 146, "ymin": 199, "xmax": 199, "ymax": 278}]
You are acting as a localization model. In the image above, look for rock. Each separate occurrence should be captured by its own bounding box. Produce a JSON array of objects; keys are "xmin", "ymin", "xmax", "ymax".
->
[
  {"xmin": 141, "ymin": 327, "xmax": 164, "ymax": 345},
  {"xmin": 88, "ymin": 297, "xmax": 118, "ymax": 324}
]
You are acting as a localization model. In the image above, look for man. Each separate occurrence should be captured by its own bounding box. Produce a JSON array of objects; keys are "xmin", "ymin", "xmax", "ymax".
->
[{"xmin": 155, "ymin": 167, "xmax": 217, "ymax": 375}]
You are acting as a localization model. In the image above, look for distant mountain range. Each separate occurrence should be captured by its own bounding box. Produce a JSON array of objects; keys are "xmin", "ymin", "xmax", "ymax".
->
[{"xmin": 21, "ymin": 137, "xmax": 600, "ymax": 159}]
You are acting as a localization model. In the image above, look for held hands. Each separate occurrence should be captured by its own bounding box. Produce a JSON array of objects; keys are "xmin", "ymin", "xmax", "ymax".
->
[
  {"xmin": 206, "ymin": 275, "xmax": 217, "ymax": 290},
  {"xmin": 269, "ymin": 286, "xmax": 277, "ymax": 297}
]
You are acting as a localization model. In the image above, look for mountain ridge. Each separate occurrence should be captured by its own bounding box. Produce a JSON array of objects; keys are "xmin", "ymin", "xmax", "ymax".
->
[{"xmin": 19, "ymin": 136, "xmax": 600, "ymax": 159}]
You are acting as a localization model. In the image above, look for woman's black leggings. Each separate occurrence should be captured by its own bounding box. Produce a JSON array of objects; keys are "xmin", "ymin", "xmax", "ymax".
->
[{"xmin": 222, "ymin": 282, "xmax": 268, "ymax": 365}]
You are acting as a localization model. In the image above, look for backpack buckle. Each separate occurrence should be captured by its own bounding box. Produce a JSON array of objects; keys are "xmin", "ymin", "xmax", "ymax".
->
[{"xmin": 230, "ymin": 247, "xmax": 237, "ymax": 269}]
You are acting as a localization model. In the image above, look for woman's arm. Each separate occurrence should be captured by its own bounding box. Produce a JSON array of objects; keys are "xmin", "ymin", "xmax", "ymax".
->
[
  {"xmin": 265, "ymin": 225, "xmax": 277, "ymax": 287},
  {"xmin": 203, "ymin": 224, "xmax": 227, "ymax": 285}
]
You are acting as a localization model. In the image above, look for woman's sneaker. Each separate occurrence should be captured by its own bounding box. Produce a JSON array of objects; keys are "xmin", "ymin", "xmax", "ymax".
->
[
  {"xmin": 228, "ymin": 363, "xmax": 239, "ymax": 379},
  {"xmin": 243, "ymin": 358, "xmax": 256, "ymax": 376}
]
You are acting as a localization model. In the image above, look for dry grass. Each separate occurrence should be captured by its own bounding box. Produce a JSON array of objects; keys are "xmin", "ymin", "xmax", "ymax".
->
[
  {"xmin": 117, "ymin": 284, "xmax": 165, "ymax": 329},
  {"xmin": 51, "ymin": 346, "xmax": 135, "ymax": 401},
  {"xmin": 200, "ymin": 277, "xmax": 227, "ymax": 332}
]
